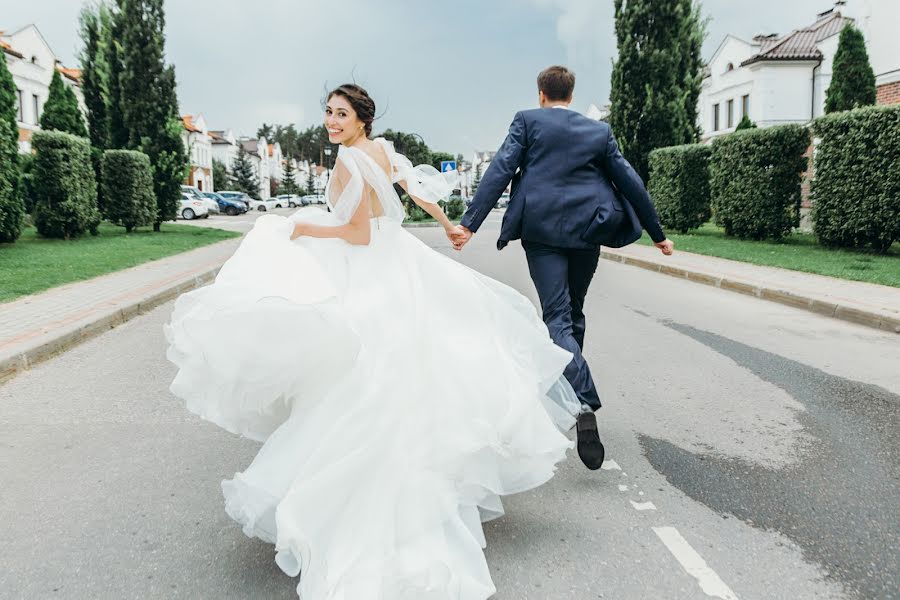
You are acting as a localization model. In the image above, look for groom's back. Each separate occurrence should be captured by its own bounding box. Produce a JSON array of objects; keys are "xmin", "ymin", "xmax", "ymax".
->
[{"xmin": 510, "ymin": 107, "xmax": 614, "ymax": 249}]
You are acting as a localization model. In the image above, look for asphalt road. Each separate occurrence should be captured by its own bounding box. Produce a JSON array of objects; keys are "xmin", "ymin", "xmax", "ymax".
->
[{"xmin": 1, "ymin": 212, "xmax": 897, "ymax": 599}]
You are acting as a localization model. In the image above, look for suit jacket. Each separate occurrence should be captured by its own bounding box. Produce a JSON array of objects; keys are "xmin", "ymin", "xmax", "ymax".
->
[{"xmin": 460, "ymin": 107, "xmax": 666, "ymax": 250}]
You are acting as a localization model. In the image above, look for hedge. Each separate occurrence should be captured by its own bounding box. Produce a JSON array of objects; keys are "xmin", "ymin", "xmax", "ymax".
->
[
  {"xmin": 710, "ymin": 124, "xmax": 809, "ymax": 241},
  {"xmin": 811, "ymin": 104, "xmax": 900, "ymax": 253},
  {"xmin": 648, "ymin": 144, "xmax": 711, "ymax": 233},
  {"xmin": 101, "ymin": 149, "xmax": 156, "ymax": 232},
  {"xmin": 32, "ymin": 130, "xmax": 101, "ymax": 239},
  {"xmin": 0, "ymin": 122, "xmax": 24, "ymax": 243}
]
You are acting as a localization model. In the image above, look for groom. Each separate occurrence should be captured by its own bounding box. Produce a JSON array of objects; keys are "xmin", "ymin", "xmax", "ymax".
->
[{"xmin": 452, "ymin": 66, "xmax": 674, "ymax": 470}]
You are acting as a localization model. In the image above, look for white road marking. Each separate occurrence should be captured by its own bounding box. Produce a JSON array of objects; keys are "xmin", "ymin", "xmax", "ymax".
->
[
  {"xmin": 630, "ymin": 501, "xmax": 657, "ymax": 511},
  {"xmin": 618, "ymin": 484, "xmax": 629, "ymax": 492},
  {"xmin": 601, "ymin": 460, "xmax": 621, "ymax": 471},
  {"xmin": 653, "ymin": 526, "xmax": 740, "ymax": 600}
]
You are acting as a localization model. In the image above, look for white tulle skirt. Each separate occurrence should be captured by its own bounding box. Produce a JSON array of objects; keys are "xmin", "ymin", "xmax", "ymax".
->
[{"xmin": 165, "ymin": 209, "xmax": 580, "ymax": 599}]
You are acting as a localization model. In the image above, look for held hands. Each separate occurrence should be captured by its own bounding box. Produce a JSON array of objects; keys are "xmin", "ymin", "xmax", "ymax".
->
[
  {"xmin": 655, "ymin": 239, "xmax": 675, "ymax": 256},
  {"xmin": 446, "ymin": 225, "xmax": 473, "ymax": 251}
]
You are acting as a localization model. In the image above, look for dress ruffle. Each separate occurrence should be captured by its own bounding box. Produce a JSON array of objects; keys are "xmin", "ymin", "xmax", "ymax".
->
[{"xmin": 166, "ymin": 210, "xmax": 579, "ymax": 599}]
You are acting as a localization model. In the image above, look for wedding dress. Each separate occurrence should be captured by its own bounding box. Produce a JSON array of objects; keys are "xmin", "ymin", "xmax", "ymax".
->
[{"xmin": 165, "ymin": 138, "xmax": 581, "ymax": 599}]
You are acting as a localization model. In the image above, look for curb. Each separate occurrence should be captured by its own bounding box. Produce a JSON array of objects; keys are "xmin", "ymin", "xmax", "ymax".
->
[
  {"xmin": 600, "ymin": 251, "xmax": 900, "ymax": 334},
  {"xmin": 402, "ymin": 222, "xmax": 443, "ymax": 228},
  {"xmin": 0, "ymin": 265, "xmax": 223, "ymax": 384}
]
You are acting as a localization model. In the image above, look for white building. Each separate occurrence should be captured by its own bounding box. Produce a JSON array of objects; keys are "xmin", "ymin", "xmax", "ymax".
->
[
  {"xmin": 209, "ymin": 128, "xmax": 238, "ymax": 174},
  {"xmin": 1, "ymin": 24, "xmax": 86, "ymax": 153},
  {"xmin": 699, "ymin": 6, "xmax": 854, "ymax": 140},
  {"xmin": 181, "ymin": 114, "xmax": 213, "ymax": 192},
  {"xmin": 239, "ymin": 137, "xmax": 271, "ymax": 199},
  {"xmin": 267, "ymin": 142, "xmax": 283, "ymax": 189},
  {"xmin": 850, "ymin": 0, "xmax": 900, "ymax": 104}
]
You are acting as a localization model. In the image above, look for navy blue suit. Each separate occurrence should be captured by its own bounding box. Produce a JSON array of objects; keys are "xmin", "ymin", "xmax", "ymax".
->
[{"xmin": 460, "ymin": 107, "xmax": 666, "ymax": 410}]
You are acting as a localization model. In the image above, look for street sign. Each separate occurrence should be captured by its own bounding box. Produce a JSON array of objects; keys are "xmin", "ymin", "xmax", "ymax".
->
[{"xmin": 441, "ymin": 161, "xmax": 457, "ymax": 173}]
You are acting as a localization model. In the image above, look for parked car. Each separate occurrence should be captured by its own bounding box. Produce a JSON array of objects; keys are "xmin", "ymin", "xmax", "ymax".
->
[
  {"xmin": 178, "ymin": 195, "xmax": 209, "ymax": 220},
  {"xmin": 217, "ymin": 191, "xmax": 252, "ymax": 210},
  {"xmin": 275, "ymin": 194, "xmax": 301, "ymax": 208},
  {"xmin": 302, "ymin": 194, "xmax": 327, "ymax": 205},
  {"xmin": 202, "ymin": 191, "xmax": 248, "ymax": 216},
  {"xmin": 495, "ymin": 193, "xmax": 510, "ymax": 208},
  {"xmin": 181, "ymin": 185, "xmax": 219, "ymax": 214},
  {"xmin": 249, "ymin": 197, "xmax": 281, "ymax": 211}
]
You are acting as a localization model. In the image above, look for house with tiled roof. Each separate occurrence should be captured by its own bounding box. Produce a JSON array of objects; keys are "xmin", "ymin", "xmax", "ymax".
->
[
  {"xmin": 181, "ymin": 114, "xmax": 214, "ymax": 192},
  {"xmin": 267, "ymin": 142, "xmax": 284, "ymax": 190},
  {"xmin": 1, "ymin": 24, "xmax": 86, "ymax": 153},
  {"xmin": 698, "ymin": 4, "xmax": 856, "ymax": 140},
  {"xmin": 238, "ymin": 136, "xmax": 271, "ymax": 199}
]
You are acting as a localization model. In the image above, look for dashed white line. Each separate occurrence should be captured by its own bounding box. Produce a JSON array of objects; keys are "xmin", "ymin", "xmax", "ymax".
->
[
  {"xmin": 653, "ymin": 526, "xmax": 740, "ymax": 600},
  {"xmin": 601, "ymin": 460, "xmax": 621, "ymax": 471},
  {"xmin": 630, "ymin": 500, "xmax": 657, "ymax": 511},
  {"xmin": 618, "ymin": 484, "xmax": 629, "ymax": 492}
]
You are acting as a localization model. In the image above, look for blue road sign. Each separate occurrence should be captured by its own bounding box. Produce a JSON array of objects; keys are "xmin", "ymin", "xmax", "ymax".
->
[{"xmin": 441, "ymin": 161, "xmax": 457, "ymax": 173}]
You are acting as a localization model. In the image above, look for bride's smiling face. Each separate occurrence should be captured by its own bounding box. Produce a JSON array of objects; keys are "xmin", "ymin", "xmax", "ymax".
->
[{"xmin": 325, "ymin": 96, "xmax": 365, "ymax": 145}]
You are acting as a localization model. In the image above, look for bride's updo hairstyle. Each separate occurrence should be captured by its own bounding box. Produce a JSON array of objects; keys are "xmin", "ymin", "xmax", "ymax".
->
[{"xmin": 327, "ymin": 84, "xmax": 376, "ymax": 137}]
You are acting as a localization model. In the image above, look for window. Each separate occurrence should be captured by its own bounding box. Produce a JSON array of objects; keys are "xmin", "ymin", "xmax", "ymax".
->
[
  {"xmin": 32, "ymin": 94, "xmax": 40, "ymax": 125},
  {"xmin": 727, "ymin": 99, "xmax": 734, "ymax": 128},
  {"xmin": 16, "ymin": 89, "xmax": 23, "ymax": 122},
  {"xmin": 742, "ymin": 94, "xmax": 750, "ymax": 119},
  {"xmin": 712, "ymin": 103, "xmax": 720, "ymax": 131}
]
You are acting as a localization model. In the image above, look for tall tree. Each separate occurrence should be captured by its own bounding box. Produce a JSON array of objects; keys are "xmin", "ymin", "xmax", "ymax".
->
[
  {"xmin": 40, "ymin": 70, "xmax": 88, "ymax": 137},
  {"xmin": 118, "ymin": 0, "xmax": 187, "ymax": 230},
  {"xmin": 256, "ymin": 123, "xmax": 274, "ymax": 140},
  {"xmin": 825, "ymin": 24, "xmax": 876, "ymax": 114},
  {"xmin": 0, "ymin": 50, "xmax": 25, "ymax": 242},
  {"xmin": 609, "ymin": 0, "xmax": 705, "ymax": 183},
  {"xmin": 212, "ymin": 158, "xmax": 230, "ymax": 192},
  {"xmin": 281, "ymin": 159, "xmax": 299, "ymax": 194},
  {"xmin": 105, "ymin": 5, "xmax": 128, "ymax": 149},
  {"xmin": 79, "ymin": 3, "xmax": 111, "ymax": 150},
  {"xmin": 231, "ymin": 145, "xmax": 259, "ymax": 198},
  {"xmin": 378, "ymin": 129, "xmax": 432, "ymax": 166},
  {"xmin": 306, "ymin": 164, "xmax": 316, "ymax": 195}
]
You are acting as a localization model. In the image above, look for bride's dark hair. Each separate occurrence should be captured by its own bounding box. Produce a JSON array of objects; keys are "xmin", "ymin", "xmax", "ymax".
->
[{"xmin": 327, "ymin": 84, "xmax": 376, "ymax": 136}]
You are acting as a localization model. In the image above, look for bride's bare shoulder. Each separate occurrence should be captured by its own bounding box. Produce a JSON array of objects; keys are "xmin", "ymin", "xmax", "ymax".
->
[{"xmin": 360, "ymin": 140, "xmax": 392, "ymax": 173}]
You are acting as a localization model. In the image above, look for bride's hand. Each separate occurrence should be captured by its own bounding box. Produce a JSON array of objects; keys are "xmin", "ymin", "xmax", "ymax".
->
[{"xmin": 290, "ymin": 222, "xmax": 307, "ymax": 240}]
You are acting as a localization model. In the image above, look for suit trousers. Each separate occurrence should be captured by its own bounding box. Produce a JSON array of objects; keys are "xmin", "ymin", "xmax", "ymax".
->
[{"xmin": 522, "ymin": 240, "xmax": 602, "ymax": 411}]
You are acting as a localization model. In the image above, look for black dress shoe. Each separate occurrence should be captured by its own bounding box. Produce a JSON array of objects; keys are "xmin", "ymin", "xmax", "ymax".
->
[{"xmin": 576, "ymin": 409, "xmax": 605, "ymax": 470}]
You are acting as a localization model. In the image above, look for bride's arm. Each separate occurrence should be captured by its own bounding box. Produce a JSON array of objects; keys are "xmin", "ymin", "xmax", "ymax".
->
[
  {"xmin": 398, "ymin": 181, "xmax": 455, "ymax": 233},
  {"xmin": 291, "ymin": 162, "xmax": 371, "ymax": 245},
  {"xmin": 291, "ymin": 198, "xmax": 371, "ymax": 245}
]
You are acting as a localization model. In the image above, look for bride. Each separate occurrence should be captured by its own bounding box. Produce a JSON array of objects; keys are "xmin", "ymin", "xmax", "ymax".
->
[{"xmin": 166, "ymin": 83, "xmax": 583, "ymax": 599}]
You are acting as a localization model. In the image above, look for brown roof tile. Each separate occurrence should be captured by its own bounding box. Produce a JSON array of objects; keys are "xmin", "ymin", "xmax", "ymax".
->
[{"xmin": 742, "ymin": 12, "xmax": 853, "ymax": 66}]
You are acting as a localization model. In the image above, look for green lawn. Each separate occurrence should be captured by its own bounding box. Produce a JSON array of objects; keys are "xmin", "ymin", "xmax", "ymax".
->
[
  {"xmin": 0, "ymin": 222, "xmax": 240, "ymax": 303},
  {"xmin": 636, "ymin": 223, "xmax": 900, "ymax": 287}
]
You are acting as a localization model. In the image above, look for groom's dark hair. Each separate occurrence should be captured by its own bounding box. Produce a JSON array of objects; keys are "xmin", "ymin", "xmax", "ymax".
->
[{"xmin": 537, "ymin": 66, "xmax": 575, "ymax": 101}]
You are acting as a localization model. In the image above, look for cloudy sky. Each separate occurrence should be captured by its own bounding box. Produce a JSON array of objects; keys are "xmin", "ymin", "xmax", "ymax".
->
[{"xmin": 6, "ymin": 0, "xmax": 836, "ymax": 154}]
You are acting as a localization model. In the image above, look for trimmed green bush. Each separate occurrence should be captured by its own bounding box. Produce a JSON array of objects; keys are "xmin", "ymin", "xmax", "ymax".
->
[
  {"xmin": 710, "ymin": 124, "xmax": 809, "ymax": 241},
  {"xmin": 649, "ymin": 144, "xmax": 711, "ymax": 233},
  {"xmin": 0, "ymin": 50, "xmax": 25, "ymax": 243},
  {"xmin": 101, "ymin": 149, "xmax": 156, "ymax": 232},
  {"xmin": 32, "ymin": 130, "xmax": 101, "ymax": 239},
  {"xmin": 811, "ymin": 105, "xmax": 900, "ymax": 253},
  {"xmin": 443, "ymin": 195, "xmax": 465, "ymax": 221},
  {"xmin": 16, "ymin": 153, "xmax": 37, "ymax": 214}
]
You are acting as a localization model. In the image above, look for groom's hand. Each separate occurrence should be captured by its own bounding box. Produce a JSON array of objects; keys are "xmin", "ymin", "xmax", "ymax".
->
[
  {"xmin": 655, "ymin": 239, "xmax": 675, "ymax": 256},
  {"xmin": 449, "ymin": 226, "xmax": 473, "ymax": 251}
]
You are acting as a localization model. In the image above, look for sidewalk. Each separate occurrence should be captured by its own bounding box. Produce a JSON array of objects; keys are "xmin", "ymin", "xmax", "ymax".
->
[
  {"xmin": 601, "ymin": 244, "xmax": 900, "ymax": 333},
  {"xmin": 0, "ymin": 238, "xmax": 240, "ymax": 383},
  {"xmin": 2, "ymin": 235, "xmax": 897, "ymax": 383}
]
